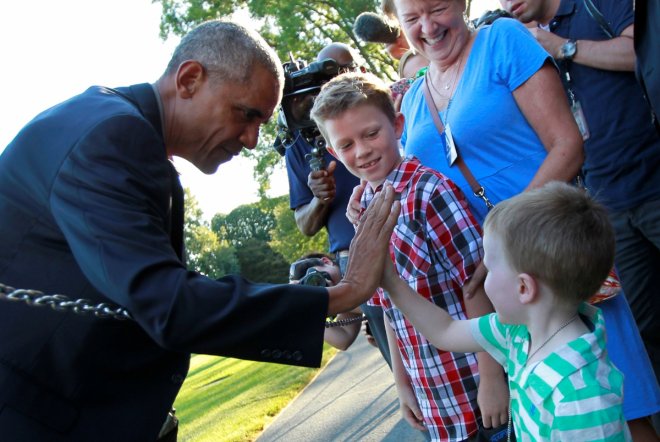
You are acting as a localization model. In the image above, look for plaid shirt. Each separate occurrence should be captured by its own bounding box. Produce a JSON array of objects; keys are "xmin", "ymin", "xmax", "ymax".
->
[{"xmin": 362, "ymin": 156, "xmax": 483, "ymax": 441}]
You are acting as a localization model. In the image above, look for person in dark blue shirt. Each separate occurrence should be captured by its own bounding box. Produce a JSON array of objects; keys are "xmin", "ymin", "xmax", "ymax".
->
[{"xmin": 284, "ymin": 43, "xmax": 392, "ymax": 368}]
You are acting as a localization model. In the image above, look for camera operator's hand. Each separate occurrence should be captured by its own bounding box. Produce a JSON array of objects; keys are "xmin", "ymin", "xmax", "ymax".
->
[
  {"xmin": 327, "ymin": 184, "xmax": 400, "ymax": 316},
  {"xmin": 294, "ymin": 161, "xmax": 338, "ymax": 236},
  {"xmin": 346, "ymin": 180, "xmax": 367, "ymax": 226},
  {"xmin": 308, "ymin": 160, "xmax": 337, "ymax": 204}
]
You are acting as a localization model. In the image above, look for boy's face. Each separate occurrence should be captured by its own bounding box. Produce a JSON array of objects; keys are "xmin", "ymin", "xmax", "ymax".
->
[
  {"xmin": 483, "ymin": 229, "xmax": 523, "ymax": 324},
  {"xmin": 325, "ymin": 104, "xmax": 404, "ymax": 189}
]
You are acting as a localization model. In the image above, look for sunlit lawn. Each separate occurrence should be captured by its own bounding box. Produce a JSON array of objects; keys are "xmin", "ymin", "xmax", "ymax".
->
[{"xmin": 174, "ymin": 345, "xmax": 337, "ymax": 442}]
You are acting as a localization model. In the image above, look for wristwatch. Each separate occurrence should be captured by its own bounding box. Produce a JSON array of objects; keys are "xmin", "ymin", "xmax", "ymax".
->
[{"xmin": 558, "ymin": 39, "xmax": 578, "ymax": 61}]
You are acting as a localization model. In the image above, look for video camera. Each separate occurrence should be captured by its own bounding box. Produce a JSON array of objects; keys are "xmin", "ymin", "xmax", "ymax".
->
[{"xmin": 273, "ymin": 54, "xmax": 342, "ymax": 170}]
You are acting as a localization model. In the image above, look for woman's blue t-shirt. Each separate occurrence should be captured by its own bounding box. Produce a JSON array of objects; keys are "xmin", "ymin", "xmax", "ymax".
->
[{"xmin": 401, "ymin": 18, "xmax": 552, "ymax": 224}]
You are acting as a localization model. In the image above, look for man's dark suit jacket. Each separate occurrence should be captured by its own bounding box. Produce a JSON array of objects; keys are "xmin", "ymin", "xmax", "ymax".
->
[
  {"xmin": 0, "ymin": 84, "xmax": 328, "ymax": 441},
  {"xmin": 635, "ymin": 0, "xmax": 660, "ymax": 129}
]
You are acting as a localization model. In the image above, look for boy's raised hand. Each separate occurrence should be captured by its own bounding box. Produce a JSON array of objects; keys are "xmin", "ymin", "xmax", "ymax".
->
[
  {"xmin": 346, "ymin": 180, "xmax": 367, "ymax": 226},
  {"xmin": 327, "ymin": 185, "xmax": 400, "ymax": 315}
]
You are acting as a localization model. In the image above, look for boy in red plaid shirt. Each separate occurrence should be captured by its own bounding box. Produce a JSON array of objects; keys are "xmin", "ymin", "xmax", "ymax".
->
[{"xmin": 310, "ymin": 72, "xmax": 509, "ymax": 441}]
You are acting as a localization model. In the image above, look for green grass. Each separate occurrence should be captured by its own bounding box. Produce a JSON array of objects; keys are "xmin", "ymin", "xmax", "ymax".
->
[{"xmin": 174, "ymin": 345, "xmax": 337, "ymax": 442}]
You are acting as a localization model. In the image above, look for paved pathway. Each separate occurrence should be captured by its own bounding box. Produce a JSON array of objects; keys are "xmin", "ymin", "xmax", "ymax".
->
[{"xmin": 257, "ymin": 333, "xmax": 427, "ymax": 441}]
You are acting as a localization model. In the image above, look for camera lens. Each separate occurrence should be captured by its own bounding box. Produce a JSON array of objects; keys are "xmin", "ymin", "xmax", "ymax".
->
[{"xmin": 299, "ymin": 268, "xmax": 329, "ymax": 287}]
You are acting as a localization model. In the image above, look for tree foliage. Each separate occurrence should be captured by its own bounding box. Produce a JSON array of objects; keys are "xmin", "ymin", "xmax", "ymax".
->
[
  {"xmin": 267, "ymin": 195, "xmax": 329, "ymax": 263},
  {"xmin": 235, "ymin": 238, "xmax": 291, "ymax": 283},
  {"xmin": 156, "ymin": 0, "xmax": 396, "ymax": 80},
  {"xmin": 182, "ymin": 193, "xmax": 329, "ymax": 282},
  {"xmin": 155, "ymin": 0, "xmax": 398, "ymax": 192},
  {"xmin": 184, "ymin": 189, "xmax": 240, "ymax": 278},
  {"xmin": 208, "ymin": 199, "xmax": 288, "ymax": 282},
  {"xmin": 211, "ymin": 204, "xmax": 276, "ymax": 248}
]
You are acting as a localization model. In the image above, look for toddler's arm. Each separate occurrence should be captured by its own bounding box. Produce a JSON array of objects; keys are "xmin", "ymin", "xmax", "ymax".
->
[{"xmin": 381, "ymin": 262, "xmax": 483, "ymax": 354}]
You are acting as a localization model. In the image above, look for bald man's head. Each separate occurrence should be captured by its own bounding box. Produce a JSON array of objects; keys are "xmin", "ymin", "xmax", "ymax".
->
[{"xmin": 316, "ymin": 42, "xmax": 357, "ymax": 67}]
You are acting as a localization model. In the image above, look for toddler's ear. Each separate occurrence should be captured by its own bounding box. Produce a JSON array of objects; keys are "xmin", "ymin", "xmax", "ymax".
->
[
  {"xmin": 326, "ymin": 146, "xmax": 339, "ymax": 159},
  {"xmin": 518, "ymin": 273, "xmax": 538, "ymax": 304}
]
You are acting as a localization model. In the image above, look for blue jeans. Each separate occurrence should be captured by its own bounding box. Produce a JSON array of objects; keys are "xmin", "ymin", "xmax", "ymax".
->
[{"xmin": 609, "ymin": 197, "xmax": 660, "ymax": 381}]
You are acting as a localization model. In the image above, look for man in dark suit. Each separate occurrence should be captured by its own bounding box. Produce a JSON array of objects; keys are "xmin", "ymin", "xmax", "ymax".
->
[{"xmin": 0, "ymin": 20, "xmax": 398, "ymax": 441}]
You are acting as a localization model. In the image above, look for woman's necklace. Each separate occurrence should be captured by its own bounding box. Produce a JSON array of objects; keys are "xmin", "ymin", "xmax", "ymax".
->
[
  {"xmin": 427, "ymin": 59, "xmax": 462, "ymax": 97},
  {"xmin": 426, "ymin": 32, "xmax": 473, "ymax": 99}
]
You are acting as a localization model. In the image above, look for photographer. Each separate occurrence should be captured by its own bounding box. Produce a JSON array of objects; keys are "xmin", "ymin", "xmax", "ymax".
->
[
  {"xmin": 282, "ymin": 43, "xmax": 392, "ymax": 368},
  {"xmin": 289, "ymin": 254, "xmax": 362, "ymax": 351}
]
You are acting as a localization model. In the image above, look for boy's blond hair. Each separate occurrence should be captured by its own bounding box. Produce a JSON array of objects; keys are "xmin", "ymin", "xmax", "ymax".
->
[
  {"xmin": 310, "ymin": 72, "xmax": 396, "ymax": 145},
  {"xmin": 483, "ymin": 182, "xmax": 614, "ymax": 304}
]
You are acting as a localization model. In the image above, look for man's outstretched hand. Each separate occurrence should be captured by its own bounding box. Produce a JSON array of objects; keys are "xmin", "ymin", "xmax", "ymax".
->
[{"xmin": 327, "ymin": 184, "xmax": 399, "ymax": 315}]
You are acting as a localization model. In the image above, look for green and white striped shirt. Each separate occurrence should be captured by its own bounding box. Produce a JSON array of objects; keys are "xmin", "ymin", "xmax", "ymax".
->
[{"xmin": 471, "ymin": 303, "xmax": 630, "ymax": 441}]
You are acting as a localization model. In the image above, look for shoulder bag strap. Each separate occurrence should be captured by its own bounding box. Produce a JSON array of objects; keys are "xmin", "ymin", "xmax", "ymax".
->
[
  {"xmin": 583, "ymin": 0, "xmax": 615, "ymax": 38},
  {"xmin": 422, "ymin": 77, "xmax": 493, "ymax": 209}
]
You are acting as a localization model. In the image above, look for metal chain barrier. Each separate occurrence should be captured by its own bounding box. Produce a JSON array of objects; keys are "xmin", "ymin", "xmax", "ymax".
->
[
  {"xmin": 0, "ymin": 283, "xmax": 133, "ymax": 321},
  {"xmin": 1, "ymin": 283, "xmax": 368, "ymax": 327},
  {"xmin": 325, "ymin": 314, "xmax": 366, "ymax": 328}
]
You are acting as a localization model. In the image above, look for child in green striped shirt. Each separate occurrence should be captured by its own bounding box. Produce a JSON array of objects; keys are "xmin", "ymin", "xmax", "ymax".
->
[{"xmin": 382, "ymin": 182, "xmax": 630, "ymax": 441}]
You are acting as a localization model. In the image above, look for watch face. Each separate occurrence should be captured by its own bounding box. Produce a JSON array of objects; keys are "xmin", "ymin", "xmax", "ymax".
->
[{"xmin": 562, "ymin": 41, "xmax": 577, "ymax": 58}]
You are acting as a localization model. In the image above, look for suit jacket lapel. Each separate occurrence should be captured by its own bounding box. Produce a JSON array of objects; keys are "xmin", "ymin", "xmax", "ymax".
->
[{"xmin": 114, "ymin": 84, "xmax": 185, "ymax": 262}]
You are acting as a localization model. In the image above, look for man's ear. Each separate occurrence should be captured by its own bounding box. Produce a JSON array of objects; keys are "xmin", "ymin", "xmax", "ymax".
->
[
  {"xmin": 176, "ymin": 60, "xmax": 205, "ymax": 98},
  {"xmin": 321, "ymin": 256, "xmax": 333, "ymax": 265},
  {"xmin": 518, "ymin": 273, "xmax": 538, "ymax": 305}
]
